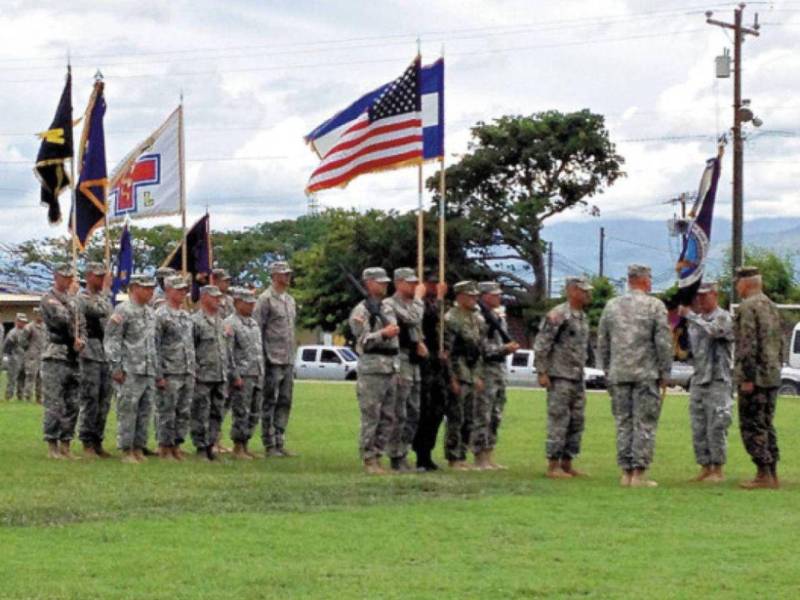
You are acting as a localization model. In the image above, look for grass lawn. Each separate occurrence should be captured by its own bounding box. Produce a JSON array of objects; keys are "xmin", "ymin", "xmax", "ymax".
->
[{"xmin": 0, "ymin": 375, "xmax": 798, "ymax": 599}]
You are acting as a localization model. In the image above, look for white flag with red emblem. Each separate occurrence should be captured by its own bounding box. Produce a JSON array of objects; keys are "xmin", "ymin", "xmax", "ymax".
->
[{"xmin": 108, "ymin": 106, "xmax": 183, "ymax": 223}]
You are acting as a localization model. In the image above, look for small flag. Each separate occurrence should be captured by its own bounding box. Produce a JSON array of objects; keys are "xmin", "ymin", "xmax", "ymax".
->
[
  {"xmin": 74, "ymin": 80, "xmax": 108, "ymax": 250},
  {"xmin": 34, "ymin": 67, "xmax": 73, "ymax": 225},
  {"xmin": 108, "ymin": 107, "xmax": 183, "ymax": 223},
  {"xmin": 162, "ymin": 214, "xmax": 211, "ymax": 301},
  {"xmin": 111, "ymin": 220, "xmax": 133, "ymax": 305},
  {"xmin": 304, "ymin": 57, "xmax": 423, "ymax": 193}
]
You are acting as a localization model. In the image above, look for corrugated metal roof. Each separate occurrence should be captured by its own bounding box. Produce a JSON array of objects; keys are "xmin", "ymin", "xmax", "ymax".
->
[{"xmin": 0, "ymin": 294, "xmax": 42, "ymax": 303}]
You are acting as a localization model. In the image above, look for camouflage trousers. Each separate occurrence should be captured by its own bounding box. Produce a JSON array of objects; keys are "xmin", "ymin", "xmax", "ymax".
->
[
  {"xmin": 78, "ymin": 359, "xmax": 112, "ymax": 446},
  {"xmin": 191, "ymin": 381, "xmax": 226, "ymax": 450},
  {"xmin": 485, "ymin": 364, "xmax": 507, "ymax": 450},
  {"xmin": 115, "ymin": 373, "xmax": 154, "ymax": 451},
  {"xmin": 4, "ymin": 356, "xmax": 25, "ymax": 400},
  {"xmin": 23, "ymin": 358, "xmax": 42, "ymax": 402},
  {"xmin": 356, "ymin": 372, "xmax": 397, "ymax": 460},
  {"xmin": 689, "ymin": 381, "xmax": 733, "ymax": 466},
  {"xmin": 738, "ymin": 386, "xmax": 779, "ymax": 467},
  {"xmin": 41, "ymin": 358, "xmax": 80, "ymax": 442},
  {"xmin": 546, "ymin": 378, "xmax": 586, "ymax": 460},
  {"xmin": 262, "ymin": 364, "xmax": 294, "ymax": 449},
  {"xmin": 230, "ymin": 376, "xmax": 262, "ymax": 444},
  {"xmin": 412, "ymin": 360, "xmax": 447, "ymax": 460},
  {"xmin": 445, "ymin": 380, "xmax": 491, "ymax": 460},
  {"xmin": 609, "ymin": 381, "xmax": 662, "ymax": 470},
  {"xmin": 388, "ymin": 365, "xmax": 421, "ymax": 459},
  {"xmin": 155, "ymin": 374, "xmax": 194, "ymax": 447}
]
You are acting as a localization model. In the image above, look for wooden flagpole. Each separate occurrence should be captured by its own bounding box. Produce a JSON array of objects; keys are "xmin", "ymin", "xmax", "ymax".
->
[
  {"xmin": 416, "ymin": 38, "xmax": 424, "ymax": 281},
  {"xmin": 178, "ymin": 95, "xmax": 188, "ymax": 277},
  {"xmin": 437, "ymin": 46, "xmax": 446, "ymax": 353}
]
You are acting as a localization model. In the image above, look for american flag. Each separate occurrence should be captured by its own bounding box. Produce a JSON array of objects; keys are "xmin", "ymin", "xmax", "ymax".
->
[{"xmin": 306, "ymin": 58, "xmax": 423, "ymax": 193}]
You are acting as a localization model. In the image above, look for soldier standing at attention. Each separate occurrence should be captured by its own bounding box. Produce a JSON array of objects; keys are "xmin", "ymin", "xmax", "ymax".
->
[
  {"xmin": 154, "ymin": 276, "xmax": 196, "ymax": 460},
  {"xmin": 3, "ymin": 313, "xmax": 28, "ymax": 400},
  {"xmin": 40, "ymin": 264, "xmax": 86, "ymax": 459},
  {"xmin": 210, "ymin": 268, "xmax": 234, "ymax": 453},
  {"xmin": 348, "ymin": 267, "xmax": 400, "ymax": 475},
  {"xmin": 478, "ymin": 282, "xmax": 520, "ymax": 470},
  {"xmin": 444, "ymin": 281, "xmax": 490, "ymax": 470},
  {"xmin": 153, "ymin": 266, "xmax": 176, "ymax": 309},
  {"xmin": 384, "ymin": 267, "xmax": 426, "ymax": 473},
  {"xmin": 534, "ymin": 276, "xmax": 593, "ymax": 479},
  {"xmin": 733, "ymin": 266, "xmax": 784, "ymax": 490},
  {"xmin": 256, "ymin": 261, "xmax": 298, "ymax": 457},
  {"xmin": 412, "ymin": 272, "xmax": 448, "ymax": 471},
  {"xmin": 21, "ymin": 308, "xmax": 46, "ymax": 403},
  {"xmin": 104, "ymin": 274, "xmax": 159, "ymax": 464},
  {"xmin": 678, "ymin": 282, "xmax": 734, "ymax": 483},
  {"xmin": 225, "ymin": 287, "xmax": 264, "ymax": 460},
  {"xmin": 597, "ymin": 264, "xmax": 672, "ymax": 488},
  {"xmin": 190, "ymin": 285, "xmax": 230, "ymax": 461},
  {"xmin": 77, "ymin": 262, "xmax": 114, "ymax": 458}
]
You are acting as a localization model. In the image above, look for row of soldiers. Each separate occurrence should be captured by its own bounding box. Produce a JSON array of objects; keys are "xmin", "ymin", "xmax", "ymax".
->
[
  {"xmin": 38, "ymin": 260, "xmax": 298, "ymax": 463},
  {"xmin": 1, "ymin": 310, "xmax": 45, "ymax": 402}
]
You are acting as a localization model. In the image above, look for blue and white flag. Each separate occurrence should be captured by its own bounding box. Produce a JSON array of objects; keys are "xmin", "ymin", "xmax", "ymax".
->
[{"xmin": 111, "ymin": 220, "xmax": 133, "ymax": 305}]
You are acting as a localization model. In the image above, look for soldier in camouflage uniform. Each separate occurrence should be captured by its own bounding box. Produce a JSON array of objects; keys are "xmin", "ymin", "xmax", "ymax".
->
[
  {"xmin": 598, "ymin": 264, "xmax": 672, "ymax": 488},
  {"xmin": 77, "ymin": 262, "xmax": 114, "ymax": 458},
  {"xmin": 348, "ymin": 267, "xmax": 400, "ymax": 475},
  {"xmin": 733, "ymin": 266, "xmax": 784, "ymax": 490},
  {"xmin": 210, "ymin": 268, "xmax": 234, "ymax": 453},
  {"xmin": 3, "ymin": 313, "xmax": 28, "ymax": 400},
  {"xmin": 534, "ymin": 276, "xmax": 593, "ymax": 479},
  {"xmin": 190, "ymin": 285, "xmax": 230, "ymax": 461},
  {"xmin": 154, "ymin": 275, "xmax": 195, "ymax": 460},
  {"xmin": 21, "ymin": 308, "xmax": 45, "ymax": 403},
  {"xmin": 678, "ymin": 281, "xmax": 734, "ymax": 483},
  {"xmin": 40, "ymin": 264, "xmax": 86, "ymax": 459},
  {"xmin": 478, "ymin": 281, "xmax": 520, "ymax": 470},
  {"xmin": 384, "ymin": 267, "xmax": 426, "ymax": 472},
  {"xmin": 104, "ymin": 274, "xmax": 159, "ymax": 464},
  {"xmin": 225, "ymin": 287, "xmax": 263, "ymax": 460},
  {"xmin": 256, "ymin": 261, "xmax": 298, "ymax": 457},
  {"xmin": 153, "ymin": 266, "xmax": 176, "ymax": 310},
  {"xmin": 444, "ymin": 281, "xmax": 491, "ymax": 470}
]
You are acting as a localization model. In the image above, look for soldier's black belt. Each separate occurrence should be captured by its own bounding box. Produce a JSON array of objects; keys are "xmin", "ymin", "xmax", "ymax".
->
[{"xmin": 364, "ymin": 349, "xmax": 399, "ymax": 356}]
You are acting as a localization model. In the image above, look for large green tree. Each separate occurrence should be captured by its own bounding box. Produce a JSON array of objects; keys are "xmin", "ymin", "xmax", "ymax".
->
[{"xmin": 428, "ymin": 110, "xmax": 624, "ymax": 305}]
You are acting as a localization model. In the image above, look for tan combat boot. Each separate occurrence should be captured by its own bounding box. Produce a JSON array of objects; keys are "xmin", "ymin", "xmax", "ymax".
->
[
  {"xmin": 704, "ymin": 465, "xmax": 725, "ymax": 483},
  {"xmin": 690, "ymin": 465, "xmax": 712, "ymax": 482},
  {"xmin": 243, "ymin": 443, "xmax": 257, "ymax": 459},
  {"xmin": 546, "ymin": 459, "xmax": 571, "ymax": 479},
  {"xmin": 60, "ymin": 441, "xmax": 80, "ymax": 460},
  {"xmin": 47, "ymin": 441, "xmax": 63, "ymax": 459},
  {"xmin": 158, "ymin": 445, "xmax": 174, "ymax": 459},
  {"xmin": 171, "ymin": 445, "xmax": 185, "ymax": 461},
  {"xmin": 488, "ymin": 450, "xmax": 507, "ymax": 471},
  {"xmin": 561, "ymin": 459, "xmax": 586, "ymax": 477},
  {"xmin": 740, "ymin": 465, "xmax": 777, "ymax": 490},
  {"xmin": 133, "ymin": 448, "xmax": 147, "ymax": 463},
  {"xmin": 233, "ymin": 443, "xmax": 253, "ymax": 460},
  {"xmin": 364, "ymin": 457, "xmax": 386, "ymax": 475},
  {"xmin": 474, "ymin": 450, "xmax": 494, "ymax": 471},
  {"xmin": 121, "ymin": 450, "xmax": 139, "ymax": 464},
  {"xmin": 448, "ymin": 459, "xmax": 470, "ymax": 471},
  {"xmin": 82, "ymin": 441, "xmax": 99, "ymax": 459},
  {"xmin": 95, "ymin": 443, "xmax": 112, "ymax": 459},
  {"xmin": 620, "ymin": 470, "xmax": 633, "ymax": 487},
  {"xmin": 629, "ymin": 469, "xmax": 658, "ymax": 488}
]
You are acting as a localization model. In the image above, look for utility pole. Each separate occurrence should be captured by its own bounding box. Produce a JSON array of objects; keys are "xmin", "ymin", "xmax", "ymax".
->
[
  {"xmin": 706, "ymin": 4, "xmax": 760, "ymax": 300},
  {"xmin": 547, "ymin": 241, "xmax": 553, "ymax": 298},
  {"xmin": 599, "ymin": 227, "xmax": 605, "ymax": 278}
]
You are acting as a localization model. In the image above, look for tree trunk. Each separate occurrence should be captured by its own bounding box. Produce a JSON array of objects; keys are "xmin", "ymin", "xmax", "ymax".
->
[{"xmin": 528, "ymin": 229, "xmax": 547, "ymax": 303}]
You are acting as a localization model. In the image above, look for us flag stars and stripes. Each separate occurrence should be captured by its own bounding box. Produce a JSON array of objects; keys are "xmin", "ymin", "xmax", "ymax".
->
[{"xmin": 305, "ymin": 57, "xmax": 423, "ymax": 194}]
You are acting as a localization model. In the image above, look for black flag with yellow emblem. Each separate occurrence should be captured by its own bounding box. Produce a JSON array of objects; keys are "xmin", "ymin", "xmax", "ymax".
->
[{"xmin": 34, "ymin": 67, "xmax": 74, "ymax": 225}]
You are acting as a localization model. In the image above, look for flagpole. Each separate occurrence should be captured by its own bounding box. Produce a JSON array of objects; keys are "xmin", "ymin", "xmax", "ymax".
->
[
  {"xmin": 437, "ymin": 46, "xmax": 446, "ymax": 353},
  {"xmin": 67, "ymin": 62, "xmax": 78, "ymax": 276},
  {"xmin": 178, "ymin": 95, "xmax": 188, "ymax": 277},
  {"xmin": 416, "ymin": 38, "xmax": 424, "ymax": 281}
]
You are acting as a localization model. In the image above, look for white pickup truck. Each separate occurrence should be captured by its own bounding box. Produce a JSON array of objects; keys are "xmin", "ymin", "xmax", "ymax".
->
[
  {"xmin": 505, "ymin": 349, "xmax": 607, "ymax": 389},
  {"xmin": 779, "ymin": 323, "xmax": 800, "ymax": 395},
  {"xmin": 294, "ymin": 345, "xmax": 359, "ymax": 381}
]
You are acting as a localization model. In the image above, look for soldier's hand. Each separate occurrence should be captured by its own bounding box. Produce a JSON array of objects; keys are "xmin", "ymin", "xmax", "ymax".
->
[
  {"xmin": 538, "ymin": 374, "xmax": 551, "ymax": 389},
  {"xmin": 505, "ymin": 341, "xmax": 520, "ymax": 354},
  {"xmin": 436, "ymin": 282, "xmax": 447, "ymax": 301},
  {"xmin": 156, "ymin": 378, "xmax": 167, "ymax": 390},
  {"xmin": 112, "ymin": 370, "xmax": 126, "ymax": 384},
  {"xmin": 73, "ymin": 338, "xmax": 85, "ymax": 352},
  {"xmin": 450, "ymin": 378, "xmax": 461, "ymax": 396},
  {"xmin": 740, "ymin": 381, "xmax": 755, "ymax": 395},
  {"xmin": 416, "ymin": 341, "xmax": 429, "ymax": 359},
  {"xmin": 475, "ymin": 378, "xmax": 485, "ymax": 393},
  {"xmin": 102, "ymin": 273, "xmax": 113, "ymax": 293},
  {"xmin": 677, "ymin": 305, "xmax": 690, "ymax": 318},
  {"xmin": 381, "ymin": 324, "xmax": 400, "ymax": 339},
  {"xmin": 414, "ymin": 283, "xmax": 426, "ymax": 300},
  {"xmin": 233, "ymin": 377, "xmax": 244, "ymax": 389}
]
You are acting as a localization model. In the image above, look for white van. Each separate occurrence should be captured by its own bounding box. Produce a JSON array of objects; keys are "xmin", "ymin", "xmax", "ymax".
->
[{"xmin": 294, "ymin": 345, "xmax": 359, "ymax": 381}]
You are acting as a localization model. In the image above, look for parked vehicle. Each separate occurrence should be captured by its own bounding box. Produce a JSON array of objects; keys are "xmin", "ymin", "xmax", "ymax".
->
[
  {"xmin": 294, "ymin": 345, "xmax": 359, "ymax": 381},
  {"xmin": 778, "ymin": 322, "xmax": 800, "ymax": 395},
  {"xmin": 668, "ymin": 362, "xmax": 694, "ymax": 391},
  {"xmin": 505, "ymin": 349, "xmax": 606, "ymax": 389}
]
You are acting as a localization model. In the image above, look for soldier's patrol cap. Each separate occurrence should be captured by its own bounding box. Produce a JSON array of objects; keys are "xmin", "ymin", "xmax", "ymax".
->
[
  {"xmin": 393, "ymin": 267, "xmax": 418, "ymax": 282},
  {"xmin": 84, "ymin": 262, "xmax": 107, "ymax": 276},
  {"xmin": 200, "ymin": 285, "xmax": 223, "ymax": 297},
  {"xmin": 362, "ymin": 267, "xmax": 391, "ymax": 283},
  {"xmin": 627, "ymin": 264, "xmax": 652, "ymax": 279},
  {"xmin": 52, "ymin": 263, "xmax": 74, "ymax": 277},
  {"xmin": 565, "ymin": 276, "xmax": 594, "ymax": 291},
  {"xmin": 697, "ymin": 281, "xmax": 719, "ymax": 294},
  {"xmin": 454, "ymin": 280, "xmax": 480, "ymax": 296},
  {"xmin": 269, "ymin": 261, "xmax": 293, "ymax": 275},
  {"xmin": 232, "ymin": 287, "xmax": 257, "ymax": 303},
  {"xmin": 155, "ymin": 267, "xmax": 176, "ymax": 279},
  {"xmin": 129, "ymin": 273, "xmax": 157, "ymax": 288},
  {"xmin": 16, "ymin": 313, "xmax": 28, "ymax": 322},
  {"xmin": 478, "ymin": 281, "xmax": 502, "ymax": 295},
  {"xmin": 735, "ymin": 266, "xmax": 760, "ymax": 279},
  {"xmin": 211, "ymin": 268, "xmax": 231, "ymax": 281},
  {"xmin": 164, "ymin": 275, "xmax": 189, "ymax": 290}
]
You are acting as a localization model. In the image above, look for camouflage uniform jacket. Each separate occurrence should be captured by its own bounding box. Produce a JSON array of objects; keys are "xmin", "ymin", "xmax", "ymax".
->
[
  {"xmin": 686, "ymin": 307, "xmax": 734, "ymax": 385},
  {"xmin": 78, "ymin": 289, "xmax": 112, "ymax": 363},
  {"xmin": 224, "ymin": 312, "xmax": 264, "ymax": 380},
  {"xmin": 534, "ymin": 302, "xmax": 589, "ymax": 382},
  {"xmin": 349, "ymin": 298, "xmax": 399, "ymax": 376},
  {"xmin": 154, "ymin": 304, "xmax": 196, "ymax": 378},
  {"xmin": 2, "ymin": 328, "xmax": 25, "ymax": 359},
  {"xmin": 384, "ymin": 293, "xmax": 424, "ymax": 377},
  {"xmin": 482, "ymin": 306, "xmax": 511, "ymax": 373},
  {"xmin": 21, "ymin": 321, "xmax": 46, "ymax": 361},
  {"xmin": 191, "ymin": 309, "xmax": 229, "ymax": 383},
  {"xmin": 597, "ymin": 290, "xmax": 672, "ymax": 384},
  {"xmin": 255, "ymin": 286, "xmax": 296, "ymax": 365},
  {"xmin": 444, "ymin": 306, "xmax": 487, "ymax": 384},
  {"xmin": 104, "ymin": 300, "xmax": 158, "ymax": 376},
  {"xmin": 733, "ymin": 292, "xmax": 783, "ymax": 388},
  {"xmin": 40, "ymin": 288, "xmax": 86, "ymax": 362},
  {"xmin": 218, "ymin": 294, "xmax": 235, "ymax": 320}
]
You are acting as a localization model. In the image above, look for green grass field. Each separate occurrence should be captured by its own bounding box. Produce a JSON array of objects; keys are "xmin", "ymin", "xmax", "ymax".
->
[{"xmin": 0, "ymin": 376, "xmax": 798, "ymax": 599}]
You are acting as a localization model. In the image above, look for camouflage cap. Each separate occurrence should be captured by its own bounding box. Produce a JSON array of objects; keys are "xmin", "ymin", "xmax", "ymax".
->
[
  {"xmin": 232, "ymin": 287, "xmax": 257, "ymax": 303},
  {"xmin": 362, "ymin": 267, "xmax": 391, "ymax": 283},
  {"xmin": 15, "ymin": 312, "xmax": 28, "ymax": 322},
  {"xmin": 393, "ymin": 267, "xmax": 419, "ymax": 282},
  {"xmin": 697, "ymin": 281, "xmax": 719, "ymax": 294},
  {"xmin": 269, "ymin": 261, "xmax": 293, "ymax": 275},
  {"xmin": 164, "ymin": 275, "xmax": 189, "ymax": 290},
  {"xmin": 52, "ymin": 262, "xmax": 74, "ymax": 277},
  {"xmin": 453, "ymin": 280, "xmax": 480, "ymax": 296},
  {"xmin": 129, "ymin": 273, "xmax": 157, "ymax": 288},
  {"xmin": 200, "ymin": 285, "xmax": 223, "ymax": 297},
  {"xmin": 155, "ymin": 267, "xmax": 176, "ymax": 278},
  {"xmin": 735, "ymin": 265, "xmax": 760, "ymax": 279},
  {"xmin": 84, "ymin": 262, "xmax": 107, "ymax": 276},
  {"xmin": 211, "ymin": 268, "xmax": 231, "ymax": 281},
  {"xmin": 565, "ymin": 276, "xmax": 594, "ymax": 291},
  {"xmin": 478, "ymin": 281, "xmax": 502, "ymax": 295},
  {"xmin": 627, "ymin": 264, "xmax": 652, "ymax": 279}
]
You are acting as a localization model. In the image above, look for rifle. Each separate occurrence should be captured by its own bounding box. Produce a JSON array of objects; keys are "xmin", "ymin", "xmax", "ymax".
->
[
  {"xmin": 479, "ymin": 300, "xmax": 512, "ymax": 344},
  {"xmin": 339, "ymin": 264, "xmax": 388, "ymax": 329}
]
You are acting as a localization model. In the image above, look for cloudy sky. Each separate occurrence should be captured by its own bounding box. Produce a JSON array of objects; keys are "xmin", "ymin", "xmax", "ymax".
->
[{"xmin": 0, "ymin": 0, "xmax": 798, "ymax": 246}]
